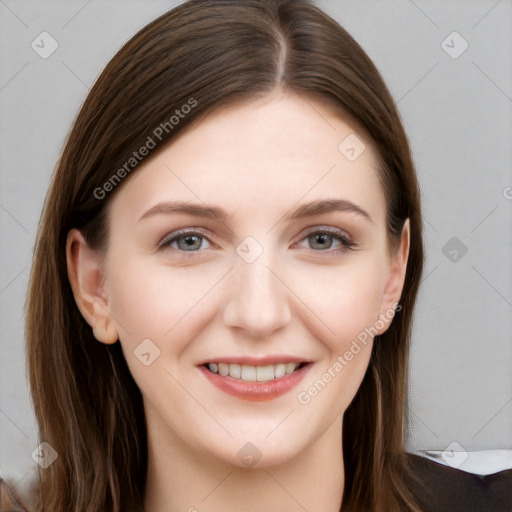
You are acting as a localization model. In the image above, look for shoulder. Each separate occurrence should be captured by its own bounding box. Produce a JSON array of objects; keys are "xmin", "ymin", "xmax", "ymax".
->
[
  {"xmin": 0, "ymin": 477, "xmax": 30, "ymax": 512},
  {"xmin": 405, "ymin": 452, "xmax": 512, "ymax": 512}
]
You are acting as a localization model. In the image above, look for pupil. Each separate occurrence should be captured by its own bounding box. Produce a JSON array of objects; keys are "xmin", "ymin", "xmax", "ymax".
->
[
  {"xmin": 179, "ymin": 235, "xmax": 200, "ymax": 250},
  {"xmin": 312, "ymin": 234, "xmax": 331, "ymax": 249}
]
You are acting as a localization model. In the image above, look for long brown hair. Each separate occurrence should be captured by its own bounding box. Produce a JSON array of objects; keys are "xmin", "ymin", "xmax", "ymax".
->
[{"xmin": 25, "ymin": 1, "xmax": 424, "ymax": 510}]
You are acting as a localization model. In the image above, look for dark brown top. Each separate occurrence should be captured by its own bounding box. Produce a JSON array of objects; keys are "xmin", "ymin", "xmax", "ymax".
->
[{"xmin": 406, "ymin": 453, "xmax": 512, "ymax": 512}]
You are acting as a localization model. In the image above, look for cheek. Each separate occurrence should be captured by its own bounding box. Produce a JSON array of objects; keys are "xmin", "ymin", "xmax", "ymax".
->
[
  {"xmin": 289, "ymin": 254, "xmax": 387, "ymax": 352},
  {"xmin": 103, "ymin": 256, "xmax": 226, "ymax": 404},
  {"xmin": 292, "ymin": 257, "xmax": 385, "ymax": 416},
  {"xmin": 105, "ymin": 255, "xmax": 223, "ymax": 351}
]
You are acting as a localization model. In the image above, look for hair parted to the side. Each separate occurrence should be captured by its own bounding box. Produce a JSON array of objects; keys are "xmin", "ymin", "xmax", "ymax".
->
[{"xmin": 25, "ymin": 1, "xmax": 424, "ymax": 511}]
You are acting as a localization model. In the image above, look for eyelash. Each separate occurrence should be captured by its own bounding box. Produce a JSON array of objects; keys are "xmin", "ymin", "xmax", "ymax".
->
[{"xmin": 157, "ymin": 226, "xmax": 357, "ymax": 256}]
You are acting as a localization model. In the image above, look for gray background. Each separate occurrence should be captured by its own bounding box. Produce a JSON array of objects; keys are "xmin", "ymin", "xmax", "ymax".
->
[{"xmin": 1, "ymin": 0, "xmax": 511, "ymax": 489}]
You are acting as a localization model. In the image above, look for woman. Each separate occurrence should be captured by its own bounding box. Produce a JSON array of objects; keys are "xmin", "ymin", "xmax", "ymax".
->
[{"xmin": 21, "ymin": 0, "xmax": 510, "ymax": 511}]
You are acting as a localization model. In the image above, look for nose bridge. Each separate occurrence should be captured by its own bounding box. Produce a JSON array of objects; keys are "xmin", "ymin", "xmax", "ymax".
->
[{"xmin": 223, "ymin": 246, "xmax": 291, "ymax": 337}]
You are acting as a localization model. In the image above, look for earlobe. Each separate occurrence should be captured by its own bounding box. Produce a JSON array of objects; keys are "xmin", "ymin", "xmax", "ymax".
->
[
  {"xmin": 91, "ymin": 307, "xmax": 119, "ymax": 345},
  {"xmin": 66, "ymin": 228, "xmax": 118, "ymax": 345}
]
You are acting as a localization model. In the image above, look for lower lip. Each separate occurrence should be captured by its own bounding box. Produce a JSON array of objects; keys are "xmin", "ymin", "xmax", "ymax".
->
[{"xmin": 199, "ymin": 364, "xmax": 312, "ymax": 402}]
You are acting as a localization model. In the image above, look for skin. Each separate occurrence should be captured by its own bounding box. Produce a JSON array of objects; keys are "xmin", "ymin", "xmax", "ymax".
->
[{"xmin": 67, "ymin": 90, "xmax": 409, "ymax": 512}]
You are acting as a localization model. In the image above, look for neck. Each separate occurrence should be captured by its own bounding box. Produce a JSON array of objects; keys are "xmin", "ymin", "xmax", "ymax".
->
[{"xmin": 143, "ymin": 415, "xmax": 344, "ymax": 512}]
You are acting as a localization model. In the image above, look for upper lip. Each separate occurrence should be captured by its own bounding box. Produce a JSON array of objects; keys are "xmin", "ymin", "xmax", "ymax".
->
[{"xmin": 199, "ymin": 355, "xmax": 311, "ymax": 366}]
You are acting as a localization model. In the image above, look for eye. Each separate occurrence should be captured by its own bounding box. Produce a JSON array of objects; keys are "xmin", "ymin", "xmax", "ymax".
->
[
  {"xmin": 295, "ymin": 227, "xmax": 357, "ymax": 254},
  {"xmin": 158, "ymin": 229, "xmax": 212, "ymax": 252}
]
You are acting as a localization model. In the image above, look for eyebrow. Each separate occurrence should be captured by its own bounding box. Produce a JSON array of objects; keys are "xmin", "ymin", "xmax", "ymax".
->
[
  {"xmin": 138, "ymin": 198, "xmax": 373, "ymax": 224},
  {"xmin": 138, "ymin": 201, "xmax": 232, "ymax": 222},
  {"xmin": 287, "ymin": 198, "xmax": 373, "ymax": 223}
]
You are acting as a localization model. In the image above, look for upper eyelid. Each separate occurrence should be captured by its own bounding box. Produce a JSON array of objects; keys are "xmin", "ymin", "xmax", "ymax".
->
[{"xmin": 299, "ymin": 225, "xmax": 352, "ymax": 239}]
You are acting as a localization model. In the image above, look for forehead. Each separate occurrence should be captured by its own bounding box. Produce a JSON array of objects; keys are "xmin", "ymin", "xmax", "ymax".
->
[{"xmin": 110, "ymin": 92, "xmax": 386, "ymax": 227}]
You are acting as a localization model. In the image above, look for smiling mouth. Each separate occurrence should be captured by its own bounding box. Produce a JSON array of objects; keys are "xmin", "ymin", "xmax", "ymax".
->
[{"xmin": 204, "ymin": 362, "xmax": 309, "ymax": 382}]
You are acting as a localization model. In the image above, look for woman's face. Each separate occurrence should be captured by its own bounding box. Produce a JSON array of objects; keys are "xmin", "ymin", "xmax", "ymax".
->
[{"xmin": 96, "ymin": 91, "xmax": 407, "ymax": 468}]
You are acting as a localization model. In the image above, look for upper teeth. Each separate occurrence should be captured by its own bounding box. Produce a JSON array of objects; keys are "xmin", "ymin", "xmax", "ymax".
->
[{"xmin": 208, "ymin": 362, "xmax": 300, "ymax": 382}]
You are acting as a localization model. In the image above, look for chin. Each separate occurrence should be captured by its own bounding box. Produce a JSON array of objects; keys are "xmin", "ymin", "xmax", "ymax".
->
[
  {"xmin": 197, "ymin": 416, "xmax": 325, "ymax": 471},
  {"xmin": 221, "ymin": 437, "xmax": 308, "ymax": 470}
]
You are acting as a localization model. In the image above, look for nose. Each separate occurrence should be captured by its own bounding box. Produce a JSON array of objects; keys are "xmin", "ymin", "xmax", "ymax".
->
[{"xmin": 222, "ymin": 254, "xmax": 292, "ymax": 339}]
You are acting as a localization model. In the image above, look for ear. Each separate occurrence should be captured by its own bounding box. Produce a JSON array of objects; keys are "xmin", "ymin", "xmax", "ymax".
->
[
  {"xmin": 66, "ymin": 228, "xmax": 118, "ymax": 344},
  {"xmin": 375, "ymin": 218, "xmax": 410, "ymax": 335}
]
